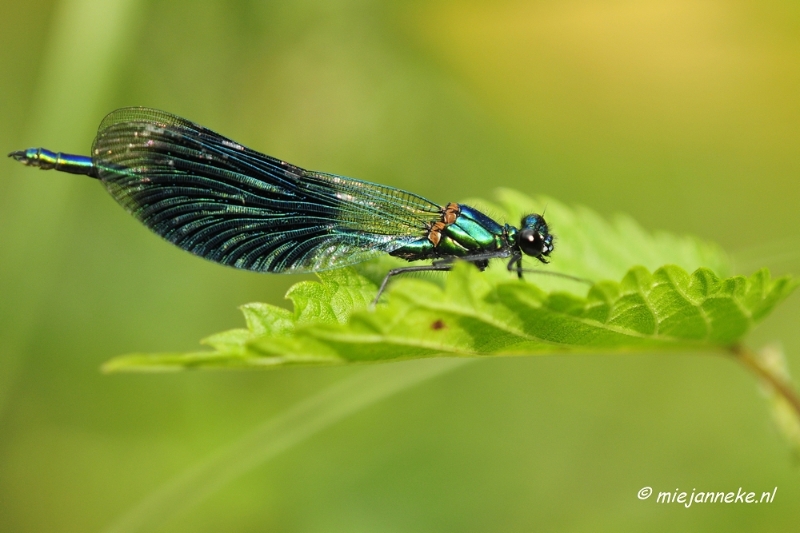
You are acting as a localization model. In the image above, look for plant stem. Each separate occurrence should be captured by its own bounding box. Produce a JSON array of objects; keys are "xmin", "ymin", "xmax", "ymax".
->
[{"xmin": 731, "ymin": 344, "xmax": 800, "ymax": 419}]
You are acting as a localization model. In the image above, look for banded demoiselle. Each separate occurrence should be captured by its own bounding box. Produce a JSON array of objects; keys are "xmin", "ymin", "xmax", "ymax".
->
[{"xmin": 9, "ymin": 108, "xmax": 581, "ymax": 305}]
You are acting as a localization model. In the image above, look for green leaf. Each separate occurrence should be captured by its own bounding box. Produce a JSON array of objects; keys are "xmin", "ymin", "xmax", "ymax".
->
[{"xmin": 103, "ymin": 191, "xmax": 796, "ymax": 372}]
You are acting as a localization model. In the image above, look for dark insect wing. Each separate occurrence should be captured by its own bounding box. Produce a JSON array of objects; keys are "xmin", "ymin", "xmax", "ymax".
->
[{"xmin": 90, "ymin": 107, "xmax": 443, "ymax": 273}]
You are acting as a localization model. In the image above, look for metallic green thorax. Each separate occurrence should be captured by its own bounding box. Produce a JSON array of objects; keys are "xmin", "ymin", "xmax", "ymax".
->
[{"xmin": 389, "ymin": 205, "xmax": 514, "ymax": 261}]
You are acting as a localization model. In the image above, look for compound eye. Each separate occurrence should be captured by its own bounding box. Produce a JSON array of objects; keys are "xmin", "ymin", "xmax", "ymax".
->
[{"xmin": 519, "ymin": 228, "xmax": 546, "ymax": 257}]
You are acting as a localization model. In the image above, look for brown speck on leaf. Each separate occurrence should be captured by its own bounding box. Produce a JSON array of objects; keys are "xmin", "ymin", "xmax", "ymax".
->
[{"xmin": 431, "ymin": 319, "xmax": 446, "ymax": 330}]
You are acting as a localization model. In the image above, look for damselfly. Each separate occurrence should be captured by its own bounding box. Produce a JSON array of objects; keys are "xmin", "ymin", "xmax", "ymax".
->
[{"xmin": 9, "ymin": 108, "xmax": 583, "ymax": 305}]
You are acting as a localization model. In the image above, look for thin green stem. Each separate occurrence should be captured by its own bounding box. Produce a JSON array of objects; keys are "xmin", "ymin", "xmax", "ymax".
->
[{"xmin": 731, "ymin": 344, "xmax": 800, "ymax": 420}]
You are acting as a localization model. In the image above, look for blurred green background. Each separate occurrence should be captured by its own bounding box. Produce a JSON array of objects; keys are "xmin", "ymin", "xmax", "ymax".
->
[{"xmin": 1, "ymin": 0, "xmax": 799, "ymax": 531}]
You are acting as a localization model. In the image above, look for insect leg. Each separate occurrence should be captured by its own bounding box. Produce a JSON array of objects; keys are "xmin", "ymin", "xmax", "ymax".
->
[
  {"xmin": 506, "ymin": 253, "xmax": 590, "ymax": 284},
  {"xmin": 506, "ymin": 254, "xmax": 523, "ymax": 279},
  {"xmin": 372, "ymin": 264, "xmax": 454, "ymax": 307},
  {"xmin": 432, "ymin": 251, "xmax": 510, "ymax": 267}
]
